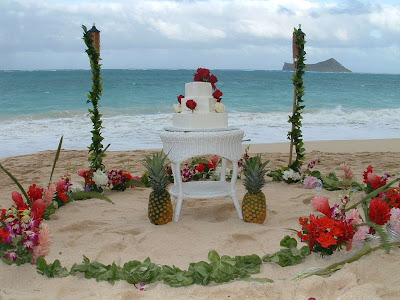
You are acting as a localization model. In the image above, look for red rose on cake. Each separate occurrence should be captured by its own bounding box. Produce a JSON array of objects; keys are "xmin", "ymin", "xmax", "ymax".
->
[
  {"xmin": 186, "ymin": 99, "xmax": 197, "ymax": 112},
  {"xmin": 213, "ymin": 89, "xmax": 223, "ymax": 102}
]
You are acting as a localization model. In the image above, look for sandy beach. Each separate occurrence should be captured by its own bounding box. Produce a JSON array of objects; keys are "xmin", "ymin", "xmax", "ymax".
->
[{"xmin": 0, "ymin": 139, "xmax": 399, "ymax": 300}]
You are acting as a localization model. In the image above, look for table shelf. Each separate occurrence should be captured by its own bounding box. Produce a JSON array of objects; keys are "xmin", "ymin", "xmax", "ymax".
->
[{"xmin": 170, "ymin": 181, "xmax": 233, "ymax": 199}]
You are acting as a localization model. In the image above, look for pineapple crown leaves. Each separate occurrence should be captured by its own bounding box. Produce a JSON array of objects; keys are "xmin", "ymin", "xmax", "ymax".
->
[
  {"xmin": 243, "ymin": 155, "xmax": 270, "ymax": 194},
  {"xmin": 142, "ymin": 152, "xmax": 170, "ymax": 194}
]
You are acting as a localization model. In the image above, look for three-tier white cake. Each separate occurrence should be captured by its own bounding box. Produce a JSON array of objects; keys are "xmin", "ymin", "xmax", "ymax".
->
[{"xmin": 173, "ymin": 82, "xmax": 228, "ymax": 129}]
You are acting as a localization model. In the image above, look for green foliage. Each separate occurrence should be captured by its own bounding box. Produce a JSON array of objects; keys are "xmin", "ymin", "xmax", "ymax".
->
[
  {"xmin": 82, "ymin": 25, "xmax": 108, "ymax": 172},
  {"xmin": 48, "ymin": 136, "xmax": 63, "ymax": 186},
  {"xmin": 68, "ymin": 191, "xmax": 114, "ymax": 204},
  {"xmin": 36, "ymin": 251, "xmax": 266, "ymax": 288},
  {"xmin": 288, "ymin": 27, "xmax": 307, "ymax": 172},
  {"xmin": 267, "ymin": 169, "xmax": 284, "ymax": 182},
  {"xmin": 71, "ymin": 256, "xmax": 121, "ymax": 285},
  {"xmin": 142, "ymin": 152, "xmax": 170, "ymax": 195},
  {"xmin": 36, "ymin": 258, "xmax": 70, "ymax": 278},
  {"xmin": 262, "ymin": 236, "xmax": 310, "ymax": 267},
  {"xmin": 307, "ymin": 170, "xmax": 364, "ymax": 191},
  {"xmin": 243, "ymin": 155, "xmax": 270, "ymax": 194}
]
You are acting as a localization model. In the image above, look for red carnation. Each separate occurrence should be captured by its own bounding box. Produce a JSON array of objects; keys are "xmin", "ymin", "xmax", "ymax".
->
[
  {"xmin": 177, "ymin": 95, "xmax": 184, "ymax": 104},
  {"xmin": 369, "ymin": 197, "xmax": 391, "ymax": 225},
  {"xmin": 213, "ymin": 89, "xmax": 223, "ymax": 102},
  {"xmin": 186, "ymin": 99, "xmax": 197, "ymax": 111},
  {"xmin": 316, "ymin": 232, "xmax": 337, "ymax": 248}
]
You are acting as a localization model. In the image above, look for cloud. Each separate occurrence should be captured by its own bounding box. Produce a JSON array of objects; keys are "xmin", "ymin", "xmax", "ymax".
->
[{"xmin": 0, "ymin": 0, "xmax": 399, "ymax": 72}]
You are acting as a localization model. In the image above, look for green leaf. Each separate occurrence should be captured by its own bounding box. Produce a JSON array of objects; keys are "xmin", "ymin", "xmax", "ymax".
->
[
  {"xmin": 48, "ymin": 136, "xmax": 63, "ymax": 186},
  {"xmin": 208, "ymin": 250, "xmax": 220, "ymax": 265},
  {"xmin": 0, "ymin": 163, "xmax": 30, "ymax": 204},
  {"xmin": 69, "ymin": 191, "xmax": 113, "ymax": 204}
]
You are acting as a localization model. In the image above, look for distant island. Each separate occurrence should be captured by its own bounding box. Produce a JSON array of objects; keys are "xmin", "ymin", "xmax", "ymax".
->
[{"xmin": 282, "ymin": 58, "xmax": 352, "ymax": 72}]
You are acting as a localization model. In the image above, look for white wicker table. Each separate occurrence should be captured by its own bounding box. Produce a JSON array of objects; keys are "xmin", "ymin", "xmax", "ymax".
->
[{"xmin": 160, "ymin": 127, "xmax": 244, "ymax": 221}]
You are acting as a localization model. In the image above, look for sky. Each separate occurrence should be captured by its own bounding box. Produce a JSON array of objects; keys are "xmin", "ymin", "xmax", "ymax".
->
[{"xmin": 0, "ymin": 0, "xmax": 399, "ymax": 73}]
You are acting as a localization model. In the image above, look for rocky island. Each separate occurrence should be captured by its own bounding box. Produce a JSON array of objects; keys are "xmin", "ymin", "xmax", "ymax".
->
[{"xmin": 282, "ymin": 58, "xmax": 351, "ymax": 72}]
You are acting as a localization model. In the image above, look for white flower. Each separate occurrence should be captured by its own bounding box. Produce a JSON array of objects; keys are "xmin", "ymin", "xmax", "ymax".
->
[
  {"xmin": 92, "ymin": 170, "xmax": 108, "ymax": 186},
  {"xmin": 69, "ymin": 181, "xmax": 84, "ymax": 193},
  {"xmin": 214, "ymin": 102, "xmax": 225, "ymax": 113},
  {"xmin": 282, "ymin": 169, "xmax": 301, "ymax": 181},
  {"xmin": 173, "ymin": 103, "xmax": 182, "ymax": 113}
]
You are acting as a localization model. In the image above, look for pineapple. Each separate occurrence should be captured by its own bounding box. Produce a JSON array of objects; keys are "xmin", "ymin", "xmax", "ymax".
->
[
  {"xmin": 143, "ymin": 152, "xmax": 173, "ymax": 225},
  {"xmin": 242, "ymin": 155, "xmax": 269, "ymax": 224}
]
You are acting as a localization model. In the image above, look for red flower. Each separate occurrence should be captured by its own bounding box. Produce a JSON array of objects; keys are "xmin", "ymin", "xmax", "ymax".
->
[
  {"xmin": 186, "ymin": 99, "xmax": 197, "ymax": 111},
  {"xmin": 177, "ymin": 95, "xmax": 184, "ymax": 104},
  {"xmin": 386, "ymin": 189, "xmax": 400, "ymax": 208},
  {"xmin": 32, "ymin": 199, "xmax": 46, "ymax": 220},
  {"xmin": 0, "ymin": 227, "xmax": 10, "ymax": 243},
  {"xmin": 11, "ymin": 191, "xmax": 29, "ymax": 210},
  {"xmin": 213, "ymin": 89, "xmax": 223, "ymax": 102},
  {"xmin": 316, "ymin": 232, "xmax": 337, "ymax": 248},
  {"xmin": 363, "ymin": 165, "xmax": 373, "ymax": 183},
  {"xmin": 196, "ymin": 163, "xmax": 205, "ymax": 173},
  {"xmin": 194, "ymin": 68, "xmax": 210, "ymax": 81},
  {"xmin": 367, "ymin": 172, "xmax": 387, "ymax": 190},
  {"xmin": 209, "ymin": 75, "xmax": 218, "ymax": 89},
  {"xmin": 123, "ymin": 173, "xmax": 133, "ymax": 180},
  {"xmin": 27, "ymin": 184, "xmax": 44, "ymax": 202},
  {"xmin": 0, "ymin": 208, "xmax": 6, "ymax": 221},
  {"xmin": 58, "ymin": 192, "xmax": 68, "ymax": 203},
  {"xmin": 369, "ymin": 198, "xmax": 391, "ymax": 225}
]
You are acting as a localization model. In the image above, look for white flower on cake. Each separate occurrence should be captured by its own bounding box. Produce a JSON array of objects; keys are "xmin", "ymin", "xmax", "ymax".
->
[
  {"xmin": 92, "ymin": 170, "xmax": 108, "ymax": 186},
  {"xmin": 173, "ymin": 103, "xmax": 182, "ymax": 113},
  {"xmin": 214, "ymin": 102, "xmax": 225, "ymax": 113}
]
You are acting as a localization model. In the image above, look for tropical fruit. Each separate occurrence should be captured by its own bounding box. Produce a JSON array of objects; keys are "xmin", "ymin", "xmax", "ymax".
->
[
  {"xmin": 242, "ymin": 155, "xmax": 269, "ymax": 224},
  {"xmin": 143, "ymin": 152, "xmax": 173, "ymax": 225}
]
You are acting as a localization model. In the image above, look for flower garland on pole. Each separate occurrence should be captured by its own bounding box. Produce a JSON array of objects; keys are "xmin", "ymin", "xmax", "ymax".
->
[
  {"xmin": 82, "ymin": 24, "xmax": 109, "ymax": 172},
  {"xmin": 288, "ymin": 26, "xmax": 306, "ymax": 172}
]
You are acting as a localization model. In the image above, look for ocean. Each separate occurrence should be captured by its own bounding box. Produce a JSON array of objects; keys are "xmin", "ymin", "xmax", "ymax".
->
[{"xmin": 0, "ymin": 69, "xmax": 399, "ymax": 158}]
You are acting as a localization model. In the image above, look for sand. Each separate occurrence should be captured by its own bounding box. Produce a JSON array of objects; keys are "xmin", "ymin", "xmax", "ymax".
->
[{"xmin": 0, "ymin": 139, "xmax": 399, "ymax": 300}]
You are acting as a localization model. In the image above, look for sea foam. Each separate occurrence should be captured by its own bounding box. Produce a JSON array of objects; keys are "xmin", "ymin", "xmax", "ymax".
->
[{"xmin": 0, "ymin": 106, "xmax": 399, "ymax": 158}]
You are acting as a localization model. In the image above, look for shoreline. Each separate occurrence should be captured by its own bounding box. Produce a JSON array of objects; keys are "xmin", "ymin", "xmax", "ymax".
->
[{"xmin": 1, "ymin": 138, "xmax": 399, "ymax": 160}]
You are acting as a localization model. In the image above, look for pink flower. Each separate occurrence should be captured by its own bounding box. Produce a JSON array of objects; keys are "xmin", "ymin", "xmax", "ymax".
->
[
  {"xmin": 340, "ymin": 163, "xmax": 354, "ymax": 180},
  {"xmin": 303, "ymin": 176, "xmax": 320, "ymax": 189},
  {"xmin": 211, "ymin": 155, "xmax": 220, "ymax": 169},
  {"xmin": 311, "ymin": 196, "xmax": 331, "ymax": 217},
  {"xmin": 389, "ymin": 207, "xmax": 400, "ymax": 233},
  {"xmin": 351, "ymin": 225, "xmax": 369, "ymax": 245},
  {"xmin": 43, "ymin": 184, "xmax": 56, "ymax": 207},
  {"xmin": 346, "ymin": 209, "xmax": 362, "ymax": 225},
  {"xmin": 55, "ymin": 179, "xmax": 65, "ymax": 192},
  {"xmin": 77, "ymin": 169, "xmax": 86, "ymax": 177},
  {"xmin": 32, "ymin": 222, "xmax": 51, "ymax": 264}
]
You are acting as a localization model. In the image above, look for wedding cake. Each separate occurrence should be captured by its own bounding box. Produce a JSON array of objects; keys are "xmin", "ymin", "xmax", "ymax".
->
[{"xmin": 172, "ymin": 68, "xmax": 228, "ymax": 130}]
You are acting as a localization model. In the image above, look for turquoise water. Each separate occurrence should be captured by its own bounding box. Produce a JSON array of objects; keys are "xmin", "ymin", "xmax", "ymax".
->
[{"xmin": 0, "ymin": 69, "xmax": 399, "ymax": 157}]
